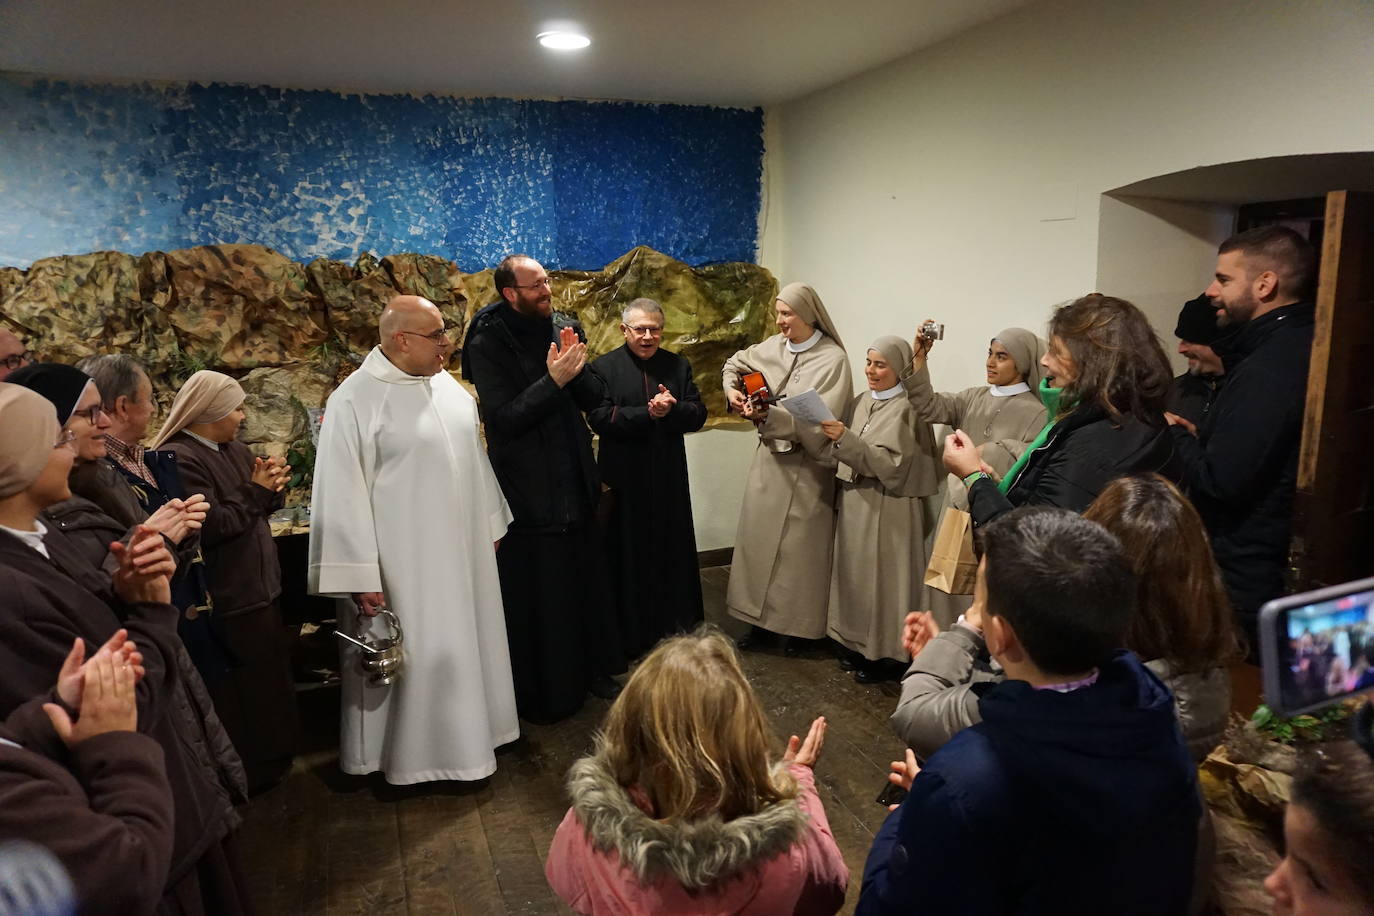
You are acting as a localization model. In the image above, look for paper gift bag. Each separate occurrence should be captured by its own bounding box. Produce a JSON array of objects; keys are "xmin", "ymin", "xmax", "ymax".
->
[{"xmin": 924, "ymin": 507, "xmax": 978, "ymax": 595}]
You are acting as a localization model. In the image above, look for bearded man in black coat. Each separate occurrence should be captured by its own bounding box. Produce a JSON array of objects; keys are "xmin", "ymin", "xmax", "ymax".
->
[
  {"xmin": 1166, "ymin": 226, "xmax": 1317, "ymax": 645},
  {"xmin": 587, "ymin": 299, "xmax": 707, "ymax": 659}
]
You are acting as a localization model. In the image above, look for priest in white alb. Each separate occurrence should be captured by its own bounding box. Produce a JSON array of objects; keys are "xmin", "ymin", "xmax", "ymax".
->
[{"xmin": 308, "ymin": 295, "xmax": 518, "ymax": 784}]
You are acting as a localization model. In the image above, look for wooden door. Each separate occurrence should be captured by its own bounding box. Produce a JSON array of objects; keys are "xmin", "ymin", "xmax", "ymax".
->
[{"xmin": 1291, "ymin": 190, "xmax": 1374, "ymax": 590}]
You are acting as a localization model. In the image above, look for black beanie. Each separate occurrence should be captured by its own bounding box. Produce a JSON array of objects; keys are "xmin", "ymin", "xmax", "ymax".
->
[
  {"xmin": 1174, "ymin": 293, "xmax": 1223, "ymax": 345},
  {"xmin": 7, "ymin": 362, "xmax": 93, "ymax": 425}
]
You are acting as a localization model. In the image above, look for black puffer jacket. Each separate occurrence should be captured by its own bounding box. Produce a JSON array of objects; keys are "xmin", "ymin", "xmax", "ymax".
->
[
  {"xmin": 462, "ymin": 302, "xmax": 606, "ymax": 532},
  {"xmin": 1171, "ymin": 302, "xmax": 1314, "ymax": 618},
  {"xmin": 969, "ymin": 407, "xmax": 1176, "ymax": 526}
]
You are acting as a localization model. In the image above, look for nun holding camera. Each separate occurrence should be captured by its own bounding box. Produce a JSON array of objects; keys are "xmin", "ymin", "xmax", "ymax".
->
[{"xmin": 901, "ymin": 321, "xmax": 1048, "ymax": 627}]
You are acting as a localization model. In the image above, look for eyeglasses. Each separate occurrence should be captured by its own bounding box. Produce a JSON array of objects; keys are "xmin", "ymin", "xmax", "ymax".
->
[
  {"xmin": 400, "ymin": 328, "xmax": 453, "ymax": 345},
  {"xmin": 53, "ymin": 429, "xmax": 76, "ymax": 449},
  {"xmin": 69, "ymin": 404, "xmax": 106, "ymax": 425},
  {"xmin": 624, "ymin": 325, "xmax": 663, "ymax": 338},
  {"xmin": 513, "ymin": 278, "xmax": 552, "ymax": 290},
  {"xmin": 2, "ymin": 350, "xmax": 33, "ymax": 370}
]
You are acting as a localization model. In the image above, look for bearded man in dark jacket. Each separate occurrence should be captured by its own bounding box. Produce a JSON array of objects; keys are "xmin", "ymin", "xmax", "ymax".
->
[
  {"xmin": 1166, "ymin": 226, "xmax": 1317, "ymax": 641},
  {"xmin": 461, "ymin": 254, "xmax": 625, "ymax": 723}
]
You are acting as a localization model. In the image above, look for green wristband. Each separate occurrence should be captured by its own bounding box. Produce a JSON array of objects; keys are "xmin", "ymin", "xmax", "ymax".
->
[{"xmin": 962, "ymin": 471, "xmax": 986, "ymax": 487}]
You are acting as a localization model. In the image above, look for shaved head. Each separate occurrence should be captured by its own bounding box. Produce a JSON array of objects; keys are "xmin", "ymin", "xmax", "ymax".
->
[
  {"xmin": 379, "ymin": 295, "xmax": 451, "ymax": 377},
  {"xmin": 379, "ymin": 295, "xmax": 442, "ymax": 338}
]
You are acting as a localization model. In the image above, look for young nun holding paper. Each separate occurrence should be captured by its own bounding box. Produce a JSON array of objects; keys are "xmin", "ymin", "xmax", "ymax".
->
[
  {"xmin": 722, "ymin": 283, "xmax": 851, "ymax": 653},
  {"xmin": 821, "ymin": 336, "xmax": 940, "ymax": 683}
]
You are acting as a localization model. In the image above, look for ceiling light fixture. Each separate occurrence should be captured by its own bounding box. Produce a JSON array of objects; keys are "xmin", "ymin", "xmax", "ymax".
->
[{"xmin": 537, "ymin": 30, "xmax": 590, "ymax": 50}]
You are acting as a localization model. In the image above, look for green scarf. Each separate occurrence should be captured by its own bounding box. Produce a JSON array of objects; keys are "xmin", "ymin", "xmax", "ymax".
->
[{"xmin": 997, "ymin": 378, "xmax": 1063, "ymax": 494}]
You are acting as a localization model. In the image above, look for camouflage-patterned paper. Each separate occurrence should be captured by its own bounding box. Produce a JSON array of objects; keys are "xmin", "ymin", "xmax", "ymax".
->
[{"xmin": 1, "ymin": 244, "xmax": 776, "ymax": 484}]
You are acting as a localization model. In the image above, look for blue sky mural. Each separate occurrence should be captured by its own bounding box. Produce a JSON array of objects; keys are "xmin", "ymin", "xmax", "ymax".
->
[{"xmin": 0, "ymin": 77, "xmax": 764, "ymax": 270}]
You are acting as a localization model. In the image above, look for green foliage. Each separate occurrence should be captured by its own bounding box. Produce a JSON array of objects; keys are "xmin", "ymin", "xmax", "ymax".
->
[
  {"xmin": 1250, "ymin": 702, "xmax": 1352, "ymax": 745},
  {"xmin": 286, "ymin": 436, "xmax": 315, "ymax": 492},
  {"xmin": 169, "ymin": 345, "xmax": 214, "ymax": 382}
]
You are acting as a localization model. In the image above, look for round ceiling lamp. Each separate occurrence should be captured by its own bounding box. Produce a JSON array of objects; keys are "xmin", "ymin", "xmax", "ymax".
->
[{"xmin": 537, "ymin": 30, "xmax": 591, "ymax": 50}]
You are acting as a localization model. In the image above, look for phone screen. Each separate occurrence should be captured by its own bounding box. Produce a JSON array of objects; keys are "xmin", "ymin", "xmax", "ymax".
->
[{"xmin": 1261, "ymin": 579, "xmax": 1374, "ymax": 716}]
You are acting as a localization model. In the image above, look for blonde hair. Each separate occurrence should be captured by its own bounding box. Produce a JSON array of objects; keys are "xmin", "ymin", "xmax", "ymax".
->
[{"xmin": 599, "ymin": 627, "xmax": 797, "ymax": 821}]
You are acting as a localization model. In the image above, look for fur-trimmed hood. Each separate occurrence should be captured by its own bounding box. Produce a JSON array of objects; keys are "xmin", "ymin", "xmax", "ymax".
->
[{"xmin": 564, "ymin": 751, "xmax": 808, "ymax": 891}]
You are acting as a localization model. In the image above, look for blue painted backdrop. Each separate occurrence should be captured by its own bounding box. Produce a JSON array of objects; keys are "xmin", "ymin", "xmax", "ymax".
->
[{"xmin": 0, "ymin": 77, "xmax": 764, "ymax": 271}]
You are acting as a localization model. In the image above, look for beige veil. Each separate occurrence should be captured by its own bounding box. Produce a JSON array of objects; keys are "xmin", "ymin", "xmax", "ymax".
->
[
  {"xmin": 778, "ymin": 283, "xmax": 846, "ymax": 352},
  {"xmin": 150, "ymin": 370, "xmax": 245, "ymax": 449}
]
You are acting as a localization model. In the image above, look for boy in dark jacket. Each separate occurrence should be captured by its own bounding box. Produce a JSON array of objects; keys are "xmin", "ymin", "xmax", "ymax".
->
[{"xmin": 858, "ymin": 507, "xmax": 1200, "ymax": 916}]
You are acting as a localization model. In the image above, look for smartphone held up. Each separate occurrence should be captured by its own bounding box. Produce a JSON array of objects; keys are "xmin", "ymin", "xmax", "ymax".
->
[{"xmin": 1259, "ymin": 576, "xmax": 1374, "ymax": 717}]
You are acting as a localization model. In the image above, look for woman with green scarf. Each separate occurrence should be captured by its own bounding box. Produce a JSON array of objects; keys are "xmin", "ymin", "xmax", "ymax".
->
[{"xmin": 942, "ymin": 294, "xmax": 1176, "ymax": 526}]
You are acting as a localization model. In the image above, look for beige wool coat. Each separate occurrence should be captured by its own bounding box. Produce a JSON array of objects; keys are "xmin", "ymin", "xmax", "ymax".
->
[
  {"xmin": 723, "ymin": 333, "xmax": 852, "ymax": 638},
  {"xmin": 826, "ymin": 388, "xmax": 940, "ymax": 661},
  {"xmin": 902, "ymin": 364, "xmax": 1048, "ymax": 626}
]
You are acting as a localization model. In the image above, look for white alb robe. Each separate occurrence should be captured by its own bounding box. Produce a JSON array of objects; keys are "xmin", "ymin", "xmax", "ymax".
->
[{"xmin": 308, "ymin": 347, "xmax": 518, "ymax": 784}]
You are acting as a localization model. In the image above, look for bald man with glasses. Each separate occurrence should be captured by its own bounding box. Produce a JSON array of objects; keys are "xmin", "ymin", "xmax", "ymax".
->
[{"xmin": 309, "ymin": 295, "xmax": 520, "ymax": 785}]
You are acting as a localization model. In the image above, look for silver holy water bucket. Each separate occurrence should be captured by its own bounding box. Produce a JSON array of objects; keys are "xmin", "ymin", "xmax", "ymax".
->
[{"xmin": 334, "ymin": 608, "xmax": 405, "ymax": 686}]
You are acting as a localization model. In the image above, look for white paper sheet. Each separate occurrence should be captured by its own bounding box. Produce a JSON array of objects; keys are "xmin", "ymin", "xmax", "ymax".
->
[{"xmin": 776, "ymin": 388, "xmax": 835, "ymax": 424}]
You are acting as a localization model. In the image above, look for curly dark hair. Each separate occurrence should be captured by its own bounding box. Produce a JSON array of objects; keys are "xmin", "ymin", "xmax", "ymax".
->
[{"xmin": 1048, "ymin": 293, "xmax": 1172, "ymax": 426}]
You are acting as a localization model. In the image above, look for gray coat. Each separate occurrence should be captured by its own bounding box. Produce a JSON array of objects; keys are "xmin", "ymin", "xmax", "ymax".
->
[{"xmin": 889, "ymin": 627, "xmax": 1230, "ymax": 763}]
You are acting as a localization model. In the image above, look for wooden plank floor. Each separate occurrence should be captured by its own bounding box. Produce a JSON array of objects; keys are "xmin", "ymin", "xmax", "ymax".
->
[{"xmin": 239, "ymin": 566, "xmax": 908, "ymax": 915}]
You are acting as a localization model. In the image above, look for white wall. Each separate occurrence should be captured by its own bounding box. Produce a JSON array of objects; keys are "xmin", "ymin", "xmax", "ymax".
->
[
  {"xmin": 763, "ymin": 0, "xmax": 1374, "ymax": 392},
  {"xmin": 1097, "ymin": 195, "xmax": 1236, "ymax": 374}
]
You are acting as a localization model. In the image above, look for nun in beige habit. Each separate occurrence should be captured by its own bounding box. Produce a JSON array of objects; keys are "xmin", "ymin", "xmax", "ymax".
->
[
  {"xmin": 902, "ymin": 325, "xmax": 1049, "ymax": 626},
  {"xmin": 722, "ymin": 283, "xmax": 852, "ymax": 649},
  {"xmin": 823, "ymin": 336, "xmax": 940, "ymax": 681}
]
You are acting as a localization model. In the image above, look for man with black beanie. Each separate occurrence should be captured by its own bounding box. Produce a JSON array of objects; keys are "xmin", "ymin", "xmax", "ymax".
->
[{"xmin": 1166, "ymin": 293, "xmax": 1228, "ymax": 427}]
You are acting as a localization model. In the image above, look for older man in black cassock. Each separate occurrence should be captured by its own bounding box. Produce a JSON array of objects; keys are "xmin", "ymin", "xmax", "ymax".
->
[{"xmin": 588, "ymin": 298, "xmax": 707, "ymax": 659}]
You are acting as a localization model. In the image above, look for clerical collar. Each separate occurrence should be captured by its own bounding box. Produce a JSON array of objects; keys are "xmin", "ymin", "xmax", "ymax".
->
[
  {"xmin": 0, "ymin": 518, "xmax": 49, "ymax": 559},
  {"xmin": 989, "ymin": 382, "xmax": 1031, "ymax": 398},
  {"xmin": 182, "ymin": 430, "xmax": 221, "ymax": 451},
  {"xmin": 786, "ymin": 329, "xmax": 822, "ymax": 353},
  {"xmin": 871, "ymin": 384, "xmax": 903, "ymax": 401}
]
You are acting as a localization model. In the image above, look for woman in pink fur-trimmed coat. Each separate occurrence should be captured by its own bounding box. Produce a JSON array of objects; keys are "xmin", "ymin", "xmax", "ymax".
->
[{"xmin": 544, "ymin": 629, "xmax": 849, "ymax": 915}]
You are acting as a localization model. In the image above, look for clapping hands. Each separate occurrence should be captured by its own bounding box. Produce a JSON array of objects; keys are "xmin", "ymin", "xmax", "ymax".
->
[
  {"xmin": 782, "ymin": 716, "xmax": 828, "ymax": 769},
  {"xmin": 547, "ymin": 326, "xmax": 587, "ymax": 387},
  {"xmin": 110, "ymin": 524, "xmax": 175, "ymax": 605},
  {"xmin": 901, "ymin": 611, "xmax": 941, "ymax": 658},
  {"xmin": 45, "ymin": 636, "xmax": 141, "ymax": 747},
  {"xmin": 251, "ymin": 456, "xmax": 291, "ymax": 492},
  {"xmin": 942, "ymin": 429, "xmax": 994, "ymax": 479},
  {"xmin": 648, "ymin": 384, "xmax": 676, "ymax": 419},
  {"xmin": 144, "ymin": 493, "xmax": 210, "ymax": 544}
]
